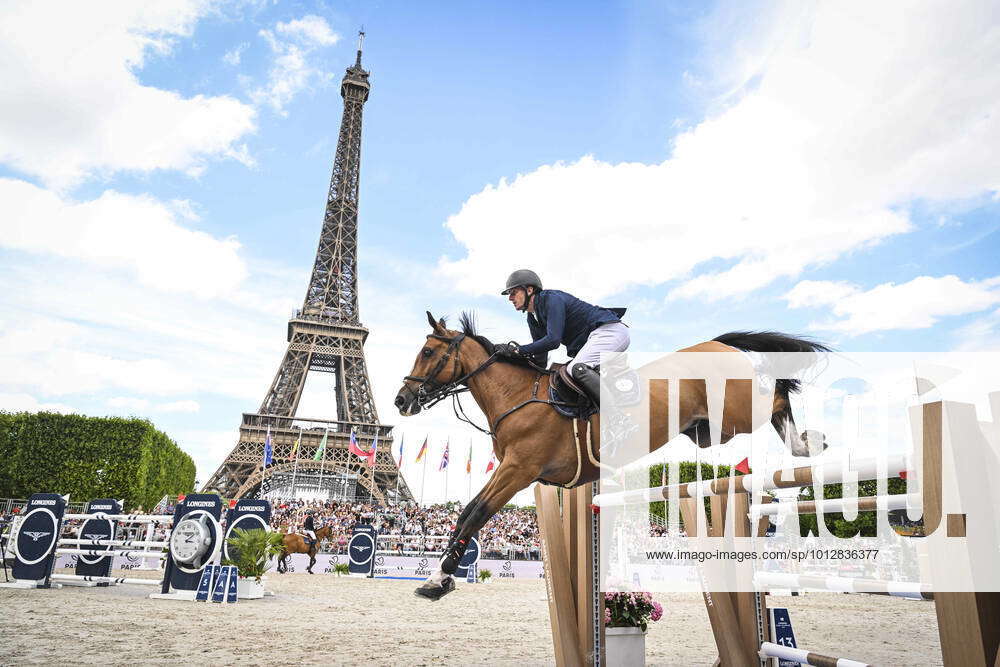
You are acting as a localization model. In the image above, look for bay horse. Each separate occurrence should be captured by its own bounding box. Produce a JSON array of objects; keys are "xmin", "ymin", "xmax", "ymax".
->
[
  {"xmin": 276, "ymin": 522, "xmax": 334, "ymax": 574},
  {"xmin": 394, "ymin": 312, "xmax": 830, "ymax": 601}
]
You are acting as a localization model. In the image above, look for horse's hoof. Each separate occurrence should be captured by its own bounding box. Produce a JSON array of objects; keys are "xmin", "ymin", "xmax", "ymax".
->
[{"xmin": 414, "ymin": 577, "xmax": 455, "ymax": 601}]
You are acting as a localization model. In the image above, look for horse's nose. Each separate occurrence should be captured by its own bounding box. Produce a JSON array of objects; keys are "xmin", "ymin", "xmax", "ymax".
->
[{"xmin": 394, "ymin": 392, "xmax": 406, "ymax": 408}]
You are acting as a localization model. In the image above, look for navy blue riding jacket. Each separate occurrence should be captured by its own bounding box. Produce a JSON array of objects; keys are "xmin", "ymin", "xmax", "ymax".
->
[{"xmin": 518, "ymin": 289, "xmax": 626, "ymax": 359}]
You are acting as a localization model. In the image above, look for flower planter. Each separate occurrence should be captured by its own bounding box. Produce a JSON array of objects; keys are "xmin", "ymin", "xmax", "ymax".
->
[
  {"xmin": 606, "ymin": 626, "xmax": 646, "ymax": 667},
  {"xmin": 236, "ymin": 576, "xmax": 265, "ymax": 600}
]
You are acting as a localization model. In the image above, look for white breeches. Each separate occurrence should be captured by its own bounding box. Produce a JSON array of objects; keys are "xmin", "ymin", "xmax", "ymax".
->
[{"xmin": 569, "ymin": 322, "xmax": 630, "ymax": 367}]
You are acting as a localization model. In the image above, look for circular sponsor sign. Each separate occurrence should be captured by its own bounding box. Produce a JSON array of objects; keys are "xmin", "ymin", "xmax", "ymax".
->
[
  {"xmin": 170, "ymin": 510, "xmax": 220, "ymax": 574},
  {"xmin": 223, "ymin": 513, "xmax": 268, "ymax": 563},
  {"xmin": 348, "ymin": 532, "xmax": 375, "ymax": 567},
  {"xmin": 458, "ymin": 536, "xmax": 481, "ymax": 568},
  {"xmin": 76, "ymin": 517, "xmax": 115, "ymax": 565},
  {"xmin": 13, "ymin": 508, "xmax": 58, "ymax": 566}
]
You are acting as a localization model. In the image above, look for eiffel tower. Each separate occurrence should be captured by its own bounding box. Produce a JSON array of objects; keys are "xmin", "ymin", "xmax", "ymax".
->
[{"xmin": 203, "ymin": 33, "xmax": 413, "ymax": 503}]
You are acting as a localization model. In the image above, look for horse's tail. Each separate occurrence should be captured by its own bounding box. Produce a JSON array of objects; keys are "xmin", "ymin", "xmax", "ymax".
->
[{"xmin": 712, "ymin": 331, "xmax": 832, "ymax": 396}]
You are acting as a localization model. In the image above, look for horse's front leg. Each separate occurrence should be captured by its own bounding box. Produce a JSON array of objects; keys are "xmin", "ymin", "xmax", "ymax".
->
[{"xmin": 415, "ymin": 462, "xmax": 538, "ymax": 601}]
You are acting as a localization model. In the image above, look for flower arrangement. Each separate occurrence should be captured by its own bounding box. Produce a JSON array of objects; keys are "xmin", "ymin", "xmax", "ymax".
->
[{"xmin": 604, "ymin": 591, "xmax": 663, "ymax": 632}]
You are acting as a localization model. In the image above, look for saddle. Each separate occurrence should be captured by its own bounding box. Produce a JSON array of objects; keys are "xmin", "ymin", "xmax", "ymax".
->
[{"xmin": 549, "ymin": 359, "xmax": 642, "ymax": 420}]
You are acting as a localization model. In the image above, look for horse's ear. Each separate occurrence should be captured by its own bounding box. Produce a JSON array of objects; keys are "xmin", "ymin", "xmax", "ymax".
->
[{"xmin": 426, "ymin": 311, "xmax": 447, "ymax": 335}]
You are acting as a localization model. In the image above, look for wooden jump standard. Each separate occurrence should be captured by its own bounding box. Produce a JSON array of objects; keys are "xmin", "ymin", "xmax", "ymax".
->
[
  {"xmin": 535, "ymin": 482, "xmax": 605, "ymax": 667},
  {"xmin": 590, "ymin": 400, "xmax": 1000, "ymax": 666}
]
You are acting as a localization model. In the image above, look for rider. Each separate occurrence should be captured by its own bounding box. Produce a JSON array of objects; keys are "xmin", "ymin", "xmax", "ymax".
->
[
  {"xmin": 302, "ymin": 509, "xmax": 317, "ymax": 546},
  {"xmin": 494, "ymin": 269, "xmax": 628, "ymax": 405}
]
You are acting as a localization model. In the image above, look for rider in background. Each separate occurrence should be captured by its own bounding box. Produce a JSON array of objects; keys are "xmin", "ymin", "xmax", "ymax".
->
[
  {"xmin": 302, "ymin": 508, "xmax": 317, "ymax": 546},
  {"xmin": 495, "ymin": 269, "xmax": 628, "ymax": 405}
]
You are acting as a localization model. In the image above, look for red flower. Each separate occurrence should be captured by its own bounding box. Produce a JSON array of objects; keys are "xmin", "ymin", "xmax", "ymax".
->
[{"xmin": 590, "ymin": 503, "xmax": 600, "ymax": 515}]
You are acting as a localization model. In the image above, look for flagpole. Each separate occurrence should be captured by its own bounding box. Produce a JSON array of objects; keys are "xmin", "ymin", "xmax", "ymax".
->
[
  {"xmin": 291, "ymin": 431, "xmax": 301, "ymax": 498},
  {"xmin": 420, "ymin": 440, "xmax": 428, "ymax": 507},
  {"xmin": 395, "ymin": 432, "xmax": 402, "ymax": 503},
  {"xmin": 318, "ymin": 427, "xmax": 328, "ymax": 498},
  {"xmin": 468, "ymin": 438, "xmax": 473, "ymax": 503}
]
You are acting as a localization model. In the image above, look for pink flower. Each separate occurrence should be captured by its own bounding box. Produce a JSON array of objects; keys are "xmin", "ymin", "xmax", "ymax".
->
[
  {"xmin": 604, "ymin": 608, "xmax": 612, "ymax": 625},
  {"xmin": 651, "ymin": 602, "xmax": 663, "ymax": 622}
]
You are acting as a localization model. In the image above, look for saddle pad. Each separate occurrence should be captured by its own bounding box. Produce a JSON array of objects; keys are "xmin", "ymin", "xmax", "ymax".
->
[{"xmin": 549, "ymin": 384, "xmax": 598, "ymax": 420}]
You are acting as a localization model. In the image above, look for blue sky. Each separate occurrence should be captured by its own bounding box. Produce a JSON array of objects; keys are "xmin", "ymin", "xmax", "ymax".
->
[{"xmin": 1, "ymin": 0, "xmax": 998, "ymax": 504}]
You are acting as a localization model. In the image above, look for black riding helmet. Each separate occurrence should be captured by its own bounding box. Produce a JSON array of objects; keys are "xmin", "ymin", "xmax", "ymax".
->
[{"xmin": 500, "ymin": 269, "xmax": 542, "ymax": 295}]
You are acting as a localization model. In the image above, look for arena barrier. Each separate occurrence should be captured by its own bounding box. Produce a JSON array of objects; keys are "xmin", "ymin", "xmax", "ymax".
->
[
  {"xmin": 347, "ymin": 526, "xmax": 480, "ymax": 581},
  {"xmin": 586, "ymin": 399, "xmax": 1000, "ymax": 666},
  {"xmin": 1, "ymin": 493, "xmax": 271, "ymax": 603}
]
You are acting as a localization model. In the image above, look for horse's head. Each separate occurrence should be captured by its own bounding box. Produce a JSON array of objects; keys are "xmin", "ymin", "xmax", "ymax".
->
[{"xmin": 394, "ymin": 311, "xmax": 473, "ymax": 416}]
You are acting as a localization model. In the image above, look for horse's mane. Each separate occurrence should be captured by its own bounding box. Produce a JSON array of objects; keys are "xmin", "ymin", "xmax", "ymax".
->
[
  {"xmin": 458, "ymin": 311, "xmax": 538, "ymax": 368},
  {"xmin": 458, "ymin": 311, "xmax": 496, "ymax": 353}
]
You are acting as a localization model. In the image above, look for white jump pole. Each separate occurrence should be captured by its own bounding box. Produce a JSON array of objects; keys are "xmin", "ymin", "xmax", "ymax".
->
[
  {"xmin": 58, "ymin": 539, "xmax": 169, "ymax": 549},
  {"xmin": 755, "ymin": 571, "xmax": 932, "ymax": 600},
  {"xmin": 759, "ymin": 641, "xmax": 871, "ymax": 667},
  {"xmin": 54, "ymin": 548, "xmax": 168, "ymax": 559},
  {"xmin": 50, "ymin": 574, "xmax": 161, "ymax": 587},
  {"xmin": 63, "ymin": 513, "xmax": 172, "ymax": 523}
]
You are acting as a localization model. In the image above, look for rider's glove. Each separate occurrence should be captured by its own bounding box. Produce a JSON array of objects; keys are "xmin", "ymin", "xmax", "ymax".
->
[{"xmin": 494, "ymin": 342, "xmax": 522, "ymax": 359}]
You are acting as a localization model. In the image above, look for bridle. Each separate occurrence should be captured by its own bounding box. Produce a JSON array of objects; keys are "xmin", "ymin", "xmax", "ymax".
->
[
  {"xmin": 402, "ymin": 333, "xmax": 503, "ymax": 431},
  {"xmin": 401, "ymin": 330, "xmax": 564, "ymax": 436}
]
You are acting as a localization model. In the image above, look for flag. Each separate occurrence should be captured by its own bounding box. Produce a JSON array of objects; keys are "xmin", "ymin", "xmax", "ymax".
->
[
  {"xmin": 396, "ymin": 433, "xmax": 404, "ymax": 468},
  {"xmin": 290, "ymin": 431, "xmax": 301, "ymax": 459},
  {"xmin": 735, "ymin": 457, "xmax": 750, "ymax": 474},
  {"xmin": 439, "ymin": 439, "xmax": 450, "ymax": 471},
  {"xmin": 348, "ymin": 429, "xmax": 366, "ymax": 458},
  {"xmin": 485, "ymin": 452, "xmax": 496, "ymax": 473},
  {"xmin": 314, "ymin": 429, "xmax": 328, "ymax": 461},
  {"xmin": 367, "ymin": 431, "xmax": 378, "ymax": 468},
  {"xmin": 415, "ymin": 436, "xmax": 428, "ymax": 463},
  {"xmin": 263, "ymin": 427, "xmax": 273, "ymax": 466},
  {"xmin": 466, "ymin": 442, "xmax": 472, "ymax": 475}
]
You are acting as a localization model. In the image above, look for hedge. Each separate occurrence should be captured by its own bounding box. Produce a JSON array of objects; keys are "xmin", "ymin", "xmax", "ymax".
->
[{"xmin": 0, "ymin": 412, "xmax": 195, "ymax": 509}]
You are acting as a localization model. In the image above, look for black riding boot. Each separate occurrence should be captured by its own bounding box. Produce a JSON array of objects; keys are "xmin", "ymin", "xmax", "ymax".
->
[{"xmin": 571, "ymin": 362, "xmax": 601, "ymax": 407}]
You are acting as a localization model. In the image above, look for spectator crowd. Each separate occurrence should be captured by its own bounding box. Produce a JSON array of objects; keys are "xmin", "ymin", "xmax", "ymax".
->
[{"xmin": 270, "ymin": 498, "xmax": 542, "ymax": 560}]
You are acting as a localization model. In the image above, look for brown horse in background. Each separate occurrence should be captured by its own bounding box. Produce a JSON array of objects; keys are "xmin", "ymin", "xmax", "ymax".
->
[
  {"xmin": 394, "ymin": 312, "xmax": 830, "ymax": 600},
  {"xmin": 276, "ymin": 523, "xmax": 333, "ymax": 574}
]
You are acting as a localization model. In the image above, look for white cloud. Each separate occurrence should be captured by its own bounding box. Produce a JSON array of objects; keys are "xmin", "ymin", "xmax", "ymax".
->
[
  {"xmin": 0, "ymin": 1, "xmax": 256, "ymax": 189},
  {"xmin": 107, "ymin": 397, "xmax": 200, "ymax": 413},
  {"xmin": 173, "ymin": 428, "xmax": 240, "ymax": 486},
  {"xmin": 157, "ymin": 400, "xmax": 201, "ymax": 413},
  {"xmin": 252, "ymin": 16, "xmax": 339, "ymax": 115},
  {"xmin": 1, "ymin": 178, "xmax": 248, "ymax": 298},
  {"xmin": 275, "ymin": 15, "xmax": 340, "ymax": 46},
  {"xmin": 440, "ymin": 1, "xmax": 1000, "ymax": 300},
  {"xmin": 785, "ymin": 275, "xmax": 1000, "ymax": 335},
  {"xmin": 0, "ymin": 393, "xmax": 77, "ymax": 414},
  {"xmin": 223, "ymin": 41, "xmax": 249, "ymax": 66},
  {"xmin": 108, "ymin": 397, "xmax": 151, "ymax": 412},
  {"xmin": 0, "ymin": 258, "xmax": 291, "ymax": 401},
  {"xmin": 953, "ymin": 309, "xmax": 1000, "ymax": 351}
]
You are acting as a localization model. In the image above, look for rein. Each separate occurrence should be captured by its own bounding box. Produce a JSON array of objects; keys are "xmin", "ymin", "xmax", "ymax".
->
[{"xmin": 403, "ymin": 332, "xmax": 580, "ymax": 437}]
